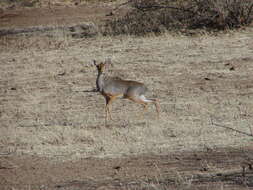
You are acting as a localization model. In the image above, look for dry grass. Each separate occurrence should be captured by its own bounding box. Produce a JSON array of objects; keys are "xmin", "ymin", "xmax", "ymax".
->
[{"xmin": 0, "ymin": 28, "xmax": 253, "ymax": 160}]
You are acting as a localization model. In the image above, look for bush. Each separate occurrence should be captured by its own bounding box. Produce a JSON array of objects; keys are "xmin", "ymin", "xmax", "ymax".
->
[
  {"xmin": 186, "ymin": 0, "xmax": 253, "ymax": 29},
  {"xmin": 104, "ymin": 0, "xmax": 253, "ymax": 36}
]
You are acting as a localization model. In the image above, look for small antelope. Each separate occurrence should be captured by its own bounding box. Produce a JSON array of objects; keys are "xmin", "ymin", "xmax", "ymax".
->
[{"xmin": 93, "ymin": 59, "xmax": 160, "ymax": 123}]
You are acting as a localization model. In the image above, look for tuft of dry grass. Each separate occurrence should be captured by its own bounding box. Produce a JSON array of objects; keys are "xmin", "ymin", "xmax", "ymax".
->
[{"xmin": 0, "ymin": 28, "xmax": 253, "ymax": 160}]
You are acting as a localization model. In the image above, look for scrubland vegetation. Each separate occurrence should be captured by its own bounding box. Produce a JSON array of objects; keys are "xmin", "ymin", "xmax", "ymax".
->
[
  {"xmin": 105, "ymin": 0, "xmax": 253, "ymax": 35},
  {"xmin": 0, "ymin": 0, "xmax": 253, "ymax": 189}
]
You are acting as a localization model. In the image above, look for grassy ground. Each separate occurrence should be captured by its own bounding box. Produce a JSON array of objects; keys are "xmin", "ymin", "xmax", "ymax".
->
[
  {"xmin": 1, "ymin": 28, "xmax": 253, "ymax": 160},
  {"xmin": 1, "ymin": 2, "xmax": 253, "ymax": 189}
]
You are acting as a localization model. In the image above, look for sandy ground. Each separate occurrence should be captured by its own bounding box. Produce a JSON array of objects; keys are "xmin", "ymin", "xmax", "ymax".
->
[
  {"xmin": 0, "ymin": 4, "xmax": 111, "ymax": 29},
  {"xmin": 1, "ymin": 148, "xmax": 253, "ymax": 190},
  {"xmin": 0, "ymin": 1, "xmax": 253, "ymax": 189}
]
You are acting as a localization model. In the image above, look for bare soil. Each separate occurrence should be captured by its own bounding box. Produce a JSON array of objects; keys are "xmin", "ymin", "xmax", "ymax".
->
[
  {"xmin": 0, "ymin": 4, "xmax": 112, "ymax": 29},
  {"xmin": 0, "ymin": 0, "xmax": 128, "ymax": 30},
  {"xmin": 1, "ymin": 1, "xmax": 253, "ymax": 190},
  {"xmin": 1, "ymin": 147, "xmax": 253, "ymax": 190}
]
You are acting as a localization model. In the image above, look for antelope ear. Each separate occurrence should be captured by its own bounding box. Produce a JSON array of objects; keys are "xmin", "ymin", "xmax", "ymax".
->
[{"xmin": 93, "ymin": 60, "xmax": 97, "ymax": 66}]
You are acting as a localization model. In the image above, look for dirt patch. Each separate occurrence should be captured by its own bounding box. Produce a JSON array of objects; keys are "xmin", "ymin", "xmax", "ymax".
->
[
  {"xmin": 0, "ymin": 1, "xmax": 130, "ymax": 29},
  {"xmin": 1, "ymin": 147, "xmax": 253, "ymax": 190},
  {"xmin": 0, "ymin": 4, "xmax": 112, "ymax": 29},
  {"xmin": 0, "ymin": 1, "xmax": 128, "ymax": 37}
]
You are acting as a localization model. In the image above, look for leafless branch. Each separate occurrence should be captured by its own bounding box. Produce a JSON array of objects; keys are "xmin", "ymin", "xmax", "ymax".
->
[
  {"xmin": 113, "ymin": 0, "xmax": 132, "ymax": 11},
  {"xmin": 212, "ymin": 123, "xmax": 253, "ymax": 137},
  {"xmin": 246, "ymin": 3, "xmax": 253, "ymax": 24}
]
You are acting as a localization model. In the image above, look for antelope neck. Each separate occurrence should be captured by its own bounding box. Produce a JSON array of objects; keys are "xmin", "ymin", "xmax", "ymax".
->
[{"xmin": 96, "ymin": 71, "xmax": 105, "ymax": 92}]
